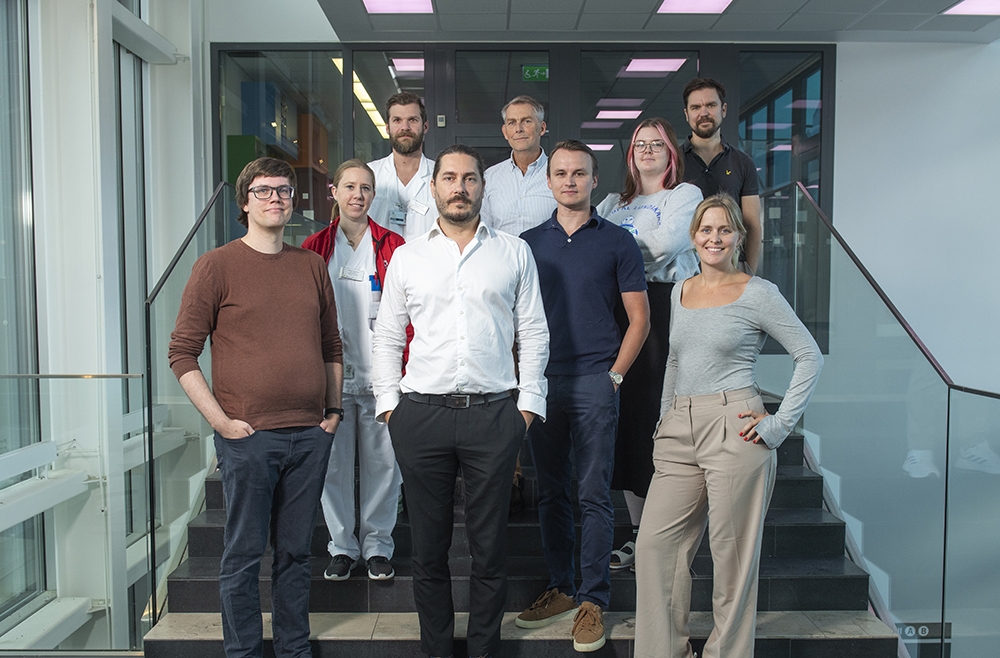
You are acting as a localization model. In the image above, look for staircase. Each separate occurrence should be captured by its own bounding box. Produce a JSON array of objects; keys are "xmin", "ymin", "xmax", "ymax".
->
[{"xmin": 145, "ymin": 399, "xmax": 898, "ymax": 657}]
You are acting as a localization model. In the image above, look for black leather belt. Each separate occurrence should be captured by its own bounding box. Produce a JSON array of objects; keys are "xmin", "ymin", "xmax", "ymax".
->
[{"xmin": 407, "ymin": 391, "xmax": 512, "ymax": 409}]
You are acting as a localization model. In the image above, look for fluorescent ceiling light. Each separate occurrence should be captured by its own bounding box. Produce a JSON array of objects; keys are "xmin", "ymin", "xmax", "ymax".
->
[
  {"xmin": 363, "ymin": 0, "xmax": 433, "ymax": 13},
  {"xmin": 770, "ymin": 145, "xmax": 792, "ymax": 152},
  {"xmin": 582, "ymin": 121, "xmax": 623, "ymax": 129},
  {"xmin": 333, "ymin": 58, "xmax": 388, "ymax": 139},
  {"xmin": 625, "ymin": 58, "xmax": 686, "ymax": 73},
  {"xmin": 748, "ymin": 123, "xmax": 793, "ymax": 130},
  {"xmin": 392, "ymin": 58, "xmax": 424, "ymax": 72},
  {"xmin": 944, "ymin": 0, "xmax": 1000, "ymax": 14},
  {"xmin": 586, "ymin": 144, "xmax": 615, "ymax": 151},
  {"xmin": 658, "ymin": 0, "xmax": 732, "ymax": 13},
  {"xmin": 597, "ymin": 110, "xmax": 642, "ymax": 120},
  {"xmin": 597, "ymin": 98, "xmax": 645, "ymax": 108}
]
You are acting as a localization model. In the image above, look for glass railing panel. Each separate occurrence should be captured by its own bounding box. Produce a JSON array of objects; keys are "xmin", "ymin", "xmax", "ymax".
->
[
  {"xmin": 0, "ymin": 374, "xmax": 150, "ymax": 650},
  {"xmin": 755, "ymin": 186, "xmax": 947, "ymax": 650},
  {"xmin": 943, "ymin": 388, "xmax": 1000, "ymax": 657},
  {"xmin": 145, "ymin": 184, "xmax": 235, "ymax": 623}
]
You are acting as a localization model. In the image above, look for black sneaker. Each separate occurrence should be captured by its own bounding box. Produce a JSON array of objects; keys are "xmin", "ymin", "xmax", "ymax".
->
[
  {"xmin": 324, "ymin": 555, "xmax": 357, "ymax": 581},
  {"xmin": 367, "ymin": 556, "xmax": 395, "ymax": 580}
]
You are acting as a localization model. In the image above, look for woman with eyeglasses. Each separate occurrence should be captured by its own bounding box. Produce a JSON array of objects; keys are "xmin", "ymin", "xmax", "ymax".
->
[
  {"xmin": 634, "ymin": 194, "xmax": 822, "ymax": 657},
  {"xmin": 302, "ymin": 159, "xmax": 407, "ymax": 583},
  {"xmin": 596, "ymin": 117, "xmax": 702, "ymax": 573}
]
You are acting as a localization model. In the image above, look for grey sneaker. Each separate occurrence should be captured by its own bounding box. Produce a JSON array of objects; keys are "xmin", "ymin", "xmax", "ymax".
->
[
  {"xmin": 323, "ymin": 554, "xmax": 357, "ymax": 581},
  {"xmin": 367, "ymin": 556, "xmax": 395, "ymax": 580}
]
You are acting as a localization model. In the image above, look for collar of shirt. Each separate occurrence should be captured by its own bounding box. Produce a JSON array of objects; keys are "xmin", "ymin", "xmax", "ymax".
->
[
  {"xmin": 541, "ymin": 206, "xmax": 603, "ymax": 234},
  {"xmin": 683, "ymin": 133, "xmax": 733, "ymax": 154},
  {"xmin": 427, "ymin": 218, "xmax": 494, "ymax": 242},
  {"xmin": 503, "ymin": 148, "xmax": 548, "ymax": 176}
]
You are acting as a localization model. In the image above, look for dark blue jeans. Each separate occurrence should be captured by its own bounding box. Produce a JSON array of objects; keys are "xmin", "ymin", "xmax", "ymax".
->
[
  {"xmin": 214, "ymin": 425, "xmax": 334, "ymax": 658},
  {"xmin": 528, "ymin": 371, "xmax": 619, "ymax": 609}
]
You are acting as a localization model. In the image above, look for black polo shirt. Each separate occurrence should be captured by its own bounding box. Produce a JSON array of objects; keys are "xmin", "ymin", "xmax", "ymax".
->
[{"xmin": 682, "ymin": 134, "xmax": 759, "ymax": 202}]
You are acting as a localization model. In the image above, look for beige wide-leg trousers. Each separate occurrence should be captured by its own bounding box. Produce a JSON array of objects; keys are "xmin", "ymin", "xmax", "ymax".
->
[{"xmin": 635, "ymin": 386, "xmax": 777, "ymax": 658}]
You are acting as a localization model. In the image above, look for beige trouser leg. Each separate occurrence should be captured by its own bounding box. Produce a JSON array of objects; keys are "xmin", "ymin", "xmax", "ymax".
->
[{"xmin": 635, "ymin": 388, "xmax": 777, "ymax": 658}]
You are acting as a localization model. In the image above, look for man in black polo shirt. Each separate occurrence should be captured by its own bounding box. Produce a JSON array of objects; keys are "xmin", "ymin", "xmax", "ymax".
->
[
  {"xmin": 681, "ymin": 77, "xmax": 762, "ymax": 272},
  {"xmin": 516, "ymin": 140, "xmax": 649, "ymax": 653}
]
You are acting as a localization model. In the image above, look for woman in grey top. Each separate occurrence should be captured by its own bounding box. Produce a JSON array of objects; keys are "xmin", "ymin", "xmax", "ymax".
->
[
  {"xmin": 595, "ymin": 118, "xmax": 702, "ymax": 571},
  {"xmin": 633, "ymin": 194, "xmax": 823, "ymax": 658}
]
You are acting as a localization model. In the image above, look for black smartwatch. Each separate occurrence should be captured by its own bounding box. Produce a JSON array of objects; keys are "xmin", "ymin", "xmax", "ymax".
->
[{"xmin": 324, "ymin": 407, "xmax": 344, "ymax": 421}]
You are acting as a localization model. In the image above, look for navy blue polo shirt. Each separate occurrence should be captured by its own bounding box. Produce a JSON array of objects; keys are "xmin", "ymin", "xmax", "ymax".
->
[{"xmin": 520, "ymin": 208, "xmax": 646, "ymax": 376}]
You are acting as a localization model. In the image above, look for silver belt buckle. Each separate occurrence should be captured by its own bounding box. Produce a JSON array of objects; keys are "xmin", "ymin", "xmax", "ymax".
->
[{"xmin": 450, "ymin": 395, "xmax": 471, "ymax": 408}]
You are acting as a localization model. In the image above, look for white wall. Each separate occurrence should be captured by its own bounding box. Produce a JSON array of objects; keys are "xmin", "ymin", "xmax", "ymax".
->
[
  {"xmin": 834, "ymin": 42, "xmax": 1000, "ymax": 393},
  {"xmin": 205, "ymin": 0, "xmax": 338, "ymax": 43}
]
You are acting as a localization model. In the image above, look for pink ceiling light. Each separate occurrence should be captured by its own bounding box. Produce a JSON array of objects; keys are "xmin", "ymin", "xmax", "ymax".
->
[
  {"xmin": 625, "ymin": 58, "xmax": 686, "ymax": 73},
  {"xmin": 363, "ymin": 0, "xmax": 433, "ymax": 13},
  {"xmin": 597, "ymin": 110, "xmax": 642, "ymax": 120},
  {"xmin": 392, "ymin": 58, "xmax": 425, "ymax": 72},
  {"xmin": 597, "ymin": 98, "xmax": 645, "ymax": 108},
  {"xmin": 658, "ymin": 0, "xmax": 733, "ymax": 13},
  {"xmin": 944, "ymin": 0, "xmax": 1000, "ymax": 14},
  {"xmin": 586, "ymin": 144, "xmax": 615, "ymax": 151}
]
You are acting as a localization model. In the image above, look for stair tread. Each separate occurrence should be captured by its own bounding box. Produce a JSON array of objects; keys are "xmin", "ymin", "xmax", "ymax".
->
[
  {"xmin": 146, "ymin": 609, "xmax": 897, "ymax": 643},
  {"xmin": 170, "ymin": 554, "xmax": 864, "ymax": 582}
]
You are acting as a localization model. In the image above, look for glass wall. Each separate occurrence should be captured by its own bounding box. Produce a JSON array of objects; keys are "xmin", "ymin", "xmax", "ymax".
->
[
  {"xmin": 218, "ymin": 50, "xmax": 344, "ymax": 245},
  {"xmin": 580, "ymin": 50, "xmax": 698, "ymax": 202},
  {"xmin": 0, "ymin": 0, "xmax": 42, "ymax": 631}
]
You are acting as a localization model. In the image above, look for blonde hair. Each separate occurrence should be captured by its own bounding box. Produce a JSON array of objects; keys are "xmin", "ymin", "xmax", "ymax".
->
[{"xmin": 689, "ymin": 194, "xmax": 746, "ymax": 269}]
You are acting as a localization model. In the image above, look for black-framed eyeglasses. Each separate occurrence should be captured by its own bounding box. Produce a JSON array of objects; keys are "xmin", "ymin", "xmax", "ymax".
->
[
  {"xmin": 248, "ymin": 185, "xmax": 295, "ymax": 200},
  {"xmin": 634, "ymin": 140, "xmax": 666, "ymax": 153}
]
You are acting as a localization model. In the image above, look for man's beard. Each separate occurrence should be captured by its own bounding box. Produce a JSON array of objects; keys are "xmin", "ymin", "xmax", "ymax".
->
[
  {"xmin": 692, "ymin": 117, "xmax": 720, "ymax": 140},
  {"xmin": 436, "ymin": 194, "xmax": 482, "ymax": 224},
  {"xmin": 390, "ymin": 129, "xmax": 424, "ymax": 155}
]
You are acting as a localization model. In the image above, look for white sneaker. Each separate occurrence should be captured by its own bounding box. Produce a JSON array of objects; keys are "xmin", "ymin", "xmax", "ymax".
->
[
  {"xmin": 902, "ymin": 450, "xmax": 940, "ymax": 478},
  {"xmin": 956, "ymin": 441, "xmax": 1000, "ymax": 474}
]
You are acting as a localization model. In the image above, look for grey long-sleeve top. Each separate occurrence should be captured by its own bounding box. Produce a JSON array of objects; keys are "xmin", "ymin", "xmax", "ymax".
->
[{"xmin": 659, "ymin": 276, "xmax": 823, "ymax": 449}]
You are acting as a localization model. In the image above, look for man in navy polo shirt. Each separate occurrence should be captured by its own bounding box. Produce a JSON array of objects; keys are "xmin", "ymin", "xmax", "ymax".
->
[{"xmin": 517, "ymin": 140, "xmax": 650, "ymax": 653}]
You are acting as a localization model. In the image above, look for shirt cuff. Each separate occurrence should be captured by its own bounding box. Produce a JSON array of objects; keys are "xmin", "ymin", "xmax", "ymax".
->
[
  {"xmin": 755, "ymin": 415, "xmax": 787, "ymax": 450},
  {"xmin": 516, "ymin": 390, "xmax": 546, "ymax": 422},
  {"xmin": 375, "ymin": 390, "xmax": 401, "ymax": 424}
]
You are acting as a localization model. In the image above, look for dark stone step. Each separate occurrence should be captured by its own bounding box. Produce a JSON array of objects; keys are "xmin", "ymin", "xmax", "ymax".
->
[
  {"xmin": 202, "ymin": 435, "xmax": 810, "ymax": 513},
  {"xmin": 166, "ymin": 554, "xmax": 869, "ymax": 614},
  {"xmin": 144, "ymin": 611, "xmax": 899, "ymax": 658},
  {"xmin": 188, "ymin": 505, "xmax": 844, "ymax": 561}
]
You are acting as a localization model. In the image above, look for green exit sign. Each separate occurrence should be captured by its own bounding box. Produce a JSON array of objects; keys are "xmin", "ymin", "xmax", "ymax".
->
[{"xmin": 522, "ymin": 65, "xmax": 549, "ymax": 82}]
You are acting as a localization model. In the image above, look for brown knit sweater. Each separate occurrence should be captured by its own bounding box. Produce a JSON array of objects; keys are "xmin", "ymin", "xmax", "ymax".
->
[{"xmin": 168, "ymin": 239, "xmax": 342, "ymax": 430}]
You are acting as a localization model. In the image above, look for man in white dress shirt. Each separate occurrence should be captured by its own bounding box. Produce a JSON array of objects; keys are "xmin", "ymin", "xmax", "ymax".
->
[
  {"xmin": 372, "ymin": 144, "xmax": 550, "ymax": 658},
  {"xmin": 480, "ymin": 95, "xmax": 557, "ymax": 237},
  {"xmin": 368, "ymin": 91, "xmax": 436, "ymax": 242}
]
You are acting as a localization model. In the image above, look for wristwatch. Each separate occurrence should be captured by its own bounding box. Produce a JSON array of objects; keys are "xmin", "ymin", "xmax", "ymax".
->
[
  {"xmin": 608, "ymin": 370, "xmax": 624, "ymax": 386},
  {"xmin": 324, "ymin": 407, "xmax": 345, "ymax": 421}
]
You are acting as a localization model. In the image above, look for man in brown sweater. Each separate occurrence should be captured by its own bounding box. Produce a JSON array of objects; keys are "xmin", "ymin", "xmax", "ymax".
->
[{"xmin": 168, "ymin": 157, "xmax": 343, "ymax": 658}]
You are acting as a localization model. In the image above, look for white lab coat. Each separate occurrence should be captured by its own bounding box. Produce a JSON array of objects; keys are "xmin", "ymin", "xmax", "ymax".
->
[{"xmin": 367, "ymin": 153, "xmax": 437, "ymax": 243}]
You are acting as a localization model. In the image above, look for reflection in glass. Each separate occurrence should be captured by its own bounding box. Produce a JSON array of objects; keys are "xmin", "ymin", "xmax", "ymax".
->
[
  {"xmin": 219, "ymin": 50, "xmax": 343, "ymax": 243},
  {"xmin": 456, "ymin": 51, "xmax": 549, "ymax": 125},
  {"xmin": 579, "ymin": 51, "xmax": 698, "ymax": 201},
  {"xmin": 944, "ymin": 389, "xmax": 1000, "ymax": 658}
]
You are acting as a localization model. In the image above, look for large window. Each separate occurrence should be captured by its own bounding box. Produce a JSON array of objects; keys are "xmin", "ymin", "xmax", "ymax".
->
[{"xmin": 0, "ymin": 0, "xmax": 44, "ymax": 629}]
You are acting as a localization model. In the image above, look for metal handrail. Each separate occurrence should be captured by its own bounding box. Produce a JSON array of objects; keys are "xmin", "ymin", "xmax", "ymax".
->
[{"xmin": 793, "ymin": 181, "xmax": 955, "ymax": 387}]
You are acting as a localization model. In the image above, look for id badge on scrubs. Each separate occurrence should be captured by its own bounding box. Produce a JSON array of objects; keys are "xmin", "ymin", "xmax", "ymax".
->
[
  {"xmin": 339, "ymin": 266, "xmax": 365, "ymax": 281},
  {"xmin": 408, "ymin": 199, "xmax": 429, "ymax": 216},
  {"xmin": 344, "ymin": 364, "xmax": 355, "ymax": 380},
  {"xmin": 389, "ymin": 206, "xmax": 407, "ymax": 225}
]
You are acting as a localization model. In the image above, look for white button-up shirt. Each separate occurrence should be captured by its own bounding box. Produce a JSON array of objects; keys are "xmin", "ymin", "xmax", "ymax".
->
[
  {"xmin": 480, "ymin": 150, "xmax": 557, "ymax": 238},
  {"xmin": 372, "ymin": 219, "xmax": 549, "ymax": 421},
  {"xmin": 368, "ymin": 153, "xmax": 437, "ymax": 243}
]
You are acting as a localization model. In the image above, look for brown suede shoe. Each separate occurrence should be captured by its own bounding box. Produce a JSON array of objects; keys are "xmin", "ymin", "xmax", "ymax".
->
[
  {"xmin": 571, "ymin": 601, "xmax": 605, "ymax": 652},
  {"xmin": 515, "ymin": 588, "xmax": 578, "ymax": 628}
]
